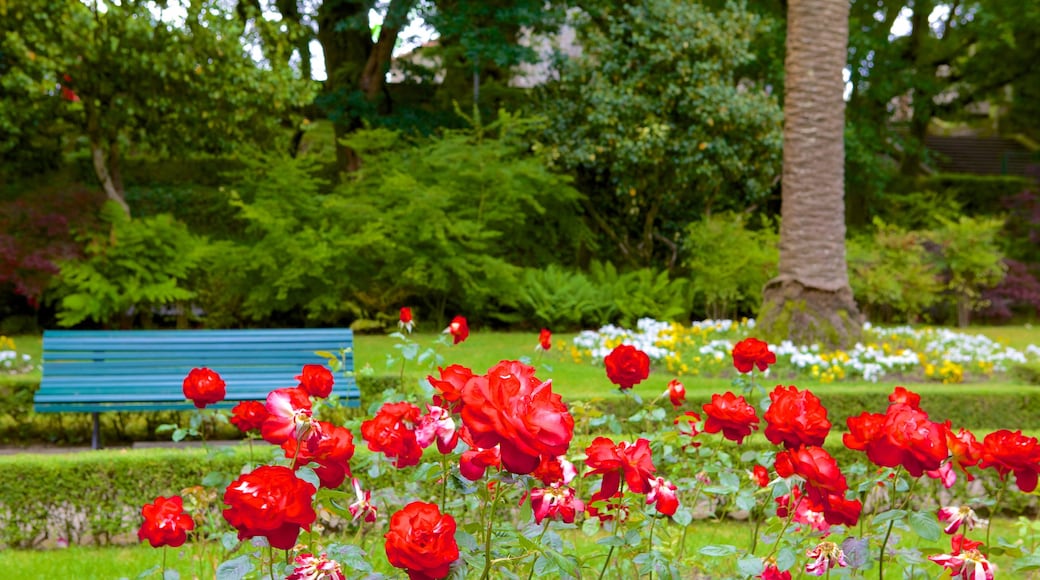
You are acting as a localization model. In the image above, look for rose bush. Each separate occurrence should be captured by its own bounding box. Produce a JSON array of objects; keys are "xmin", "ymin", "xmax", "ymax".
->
[{"xmin": 137, "ymin": 330, "xmax": 1040, "ymax": 579}]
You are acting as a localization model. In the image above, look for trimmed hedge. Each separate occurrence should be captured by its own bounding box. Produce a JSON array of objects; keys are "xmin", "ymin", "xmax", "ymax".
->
[
  {"xmin": 0, "ymin": 446, "xmax": 251, "ymax": 548},
  {"xmin": 914, "ymin": 173, "xmax": 1032, "ymax": 216}
]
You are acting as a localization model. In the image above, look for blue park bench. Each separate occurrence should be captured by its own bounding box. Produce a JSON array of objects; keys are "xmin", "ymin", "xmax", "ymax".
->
[{"xmin": 33, "ymin": 328, "xmax": 359, "ymax": 449}]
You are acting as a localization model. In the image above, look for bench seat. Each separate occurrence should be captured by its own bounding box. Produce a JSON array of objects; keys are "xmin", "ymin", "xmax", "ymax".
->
[{"xmin": 34, "ymin": 328, "xmax": 359, "ymax": 447}]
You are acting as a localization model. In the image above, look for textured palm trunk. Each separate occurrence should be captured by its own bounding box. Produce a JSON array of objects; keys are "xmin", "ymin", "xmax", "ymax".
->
[{"xmin": 759, "ymin": 0, "xmax": 862, "ymax": 347}]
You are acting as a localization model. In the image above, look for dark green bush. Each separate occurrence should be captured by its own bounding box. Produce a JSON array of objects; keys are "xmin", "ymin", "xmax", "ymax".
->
[
  {"xmin": 0, "ymin": 446, "xmax": 251, "ymax": 547},
  {"xmin": 914, "ymin": 173, "xmax": 1032, "ymax": 216}
]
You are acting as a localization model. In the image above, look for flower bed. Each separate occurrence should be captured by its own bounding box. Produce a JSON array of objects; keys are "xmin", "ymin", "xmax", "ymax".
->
[
  {"xmin": 572, "ymin": 318, "xmax": 1040, "ymax": 383},
  {"xmin": 115, "ymin": 319, "xmax": 1040, "ymax": 579}
]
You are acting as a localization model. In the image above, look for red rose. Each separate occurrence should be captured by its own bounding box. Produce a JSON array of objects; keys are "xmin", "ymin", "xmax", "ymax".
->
[
  {"xmin": 842, "ymin": 411, "xmax": 886, "ymax": 452},
  {"xmin": 843, "ymin": 391, "xmax": 948, "ymax": 477},
  {"xmin": 460, "ymin": 360, "xmax": 574, "ymax": 475},
  {"xmin": 731, "ymin": 338, "xmax": 776, "ymax": 373},
  {"xmin": 262, "ymin": 387, "xmax": 313, "ymax": 445},
  {"xmin": 459, "ymin": 446, "xmax": 501, "ymax": 481},
  {"xmin": 760, "ymin": 564, "xmax": 792, "ymax": 580},
  {"xmin": 296, "ymin": 364, "xmax": 334, "ymax": 398},
  {"xmin": 446, "ymin": 315, "xmax": 469, "ymax": 344},
  {"xmin": 979, "ymin": 429, "xmax": 1040, "ymax": 492},
  {"xmin": 385, "ymin": 502, "xmax": 459, "ymax": 580},
  {"xmin": 775, "ymin": 445, "xmax": 848, "ymax": 494},
  {"xmin": 537, "ymin": 328, "xmax": 552, "ymax": 351},
  {"xmin": 427, "ymin": 364, "xmax": 474, "ymax": 411},
  {"xmin": 666, "ymin": 379, "xmax": 686, "ymax": 408},
  {"xmin": 752, "ymin": 465, "xmax": 770, "ymax": 487},
  {"xmin": 182, "ymin": 367, "xmax": 226, "ymax": 409},
  {"xmin": 399, "ymin": 307, "xmax": 414, "ymax": 331},
  {"xmin": 584, "ymin": 437, "xmax": 656, "ymax": 510},
  {"xmin": 646, "ymin": 476, "xmax": 679, "ymax": 516},
  {"xmin": 282, "ymin": 421, "xmax": 355, "ymax": 488},
  {"xmin": 944, "ymin": 422, "xmax": 982, "ymax": 480},
  {"xmin": 702, "ymin": 392, "xmax": 759, "ymax": 444},
  {"xmin": 888, "ymin": 386, "xmax": 921, "ymax": 408},
  {"xmin": 222, "ymin": 465, "xmax": 317, "ymax": 550},
  {"xmin": 230, "ymin": 400, "xmax": 269, "ymax": 433},
  {"xmin": 763, "ymin": 385, "xmax": 831, "ymax": 449},
  {"xmin": 361, "ymin": 401, "xmax": 423, "ymax": 468},
  {"xmin": 604, "ymin": 345, "xmax": 650, "ymax": 390},
  {"xmin": 532, "ymin": 455, "xmax": 577, "ymax": 485},
  {"xmin": 530, "ymin": 484, "xmax": 584, "ymax": 524},
  {"xmin": 138, "ymin": 496, "xmax": 194, "ymax": 548}
]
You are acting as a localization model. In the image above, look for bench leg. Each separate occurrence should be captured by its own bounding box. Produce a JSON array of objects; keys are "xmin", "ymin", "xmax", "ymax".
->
[{"xmin": 91, "ymin": 412, "xmax": 101, "ymax": 450}]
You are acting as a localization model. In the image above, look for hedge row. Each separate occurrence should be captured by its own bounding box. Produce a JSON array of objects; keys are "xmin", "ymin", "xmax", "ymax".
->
[{"xmin": 0, "ymin": 446, "xmax": 252, "ymax": 548}]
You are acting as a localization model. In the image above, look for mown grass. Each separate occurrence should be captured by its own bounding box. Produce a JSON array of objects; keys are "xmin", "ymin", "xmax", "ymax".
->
[{"xmin": 1, "ymin": 517, "xmax": 1034, "ymax": 579}]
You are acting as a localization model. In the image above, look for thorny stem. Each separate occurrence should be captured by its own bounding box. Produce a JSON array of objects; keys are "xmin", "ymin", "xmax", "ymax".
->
[
  {"xmin": 597, "ymin": 481, "xmax": 626, "ymax": 580},
  {"xmin": 268, "ymin": 546, "xmax": 275, "ymax": 580},
  {"xmin": 647, "ymin": 516, "xmax": 657, "ymax": 580},
  {"xmin": 162, "ymin": 546, "xmax": 167, "ymax": 578},
  {"xmin": 525, "ymin": 520, "xmax": 551, "ymax": 580},
  {"xmin": 479, "ymin": 483, "xmax": 503, "ymax": 580},
  {"xmin": 440, "ymin": 455, "xmax": 450, "ymax": 513},
  {"xmin": 879, "ymin": 470, "xmax": 916, "ymax": 580},
  {"xmin": 765, "ymin": 493, "xmax": 803, "ymax": 561},
  {"xmin": 986, "ymin": 477, "xmax": 1011, "ymax": 557}
]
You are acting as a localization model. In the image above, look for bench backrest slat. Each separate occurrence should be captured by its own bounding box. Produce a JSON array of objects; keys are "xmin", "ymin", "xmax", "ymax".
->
[{"xmin": 34, "ymin": 328, "xmax": 359, "ymax": 414}]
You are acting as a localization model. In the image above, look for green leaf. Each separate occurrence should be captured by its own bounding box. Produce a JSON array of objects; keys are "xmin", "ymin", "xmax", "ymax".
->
[
  {"xmin": 872, "ymin": 509, "xmax": 908, "ymax": 526},
  {"xmin": 698, "ymin": 544, "xmax": 737, "ymax": 557},
  {"xmin": 201, "ymin": 471, "xmax": 230, "ymax": 489},
  {"xmin": 776, "ymin": 547, "xmax": 797, "ymax": 571},
  {"xmin": 171, "ymin": 428, "xmax": 187, "ymax": 442},
  {"xmin": 908, "ymin": 511, "xmax": 941, "ymax": 541},
  {"xmin": 215, "ymin": 556, "xmax": 253, "ymax": 580},
  {"xmin": 737, "ymin": 556, "xmax": 765, "ymax": 576}
]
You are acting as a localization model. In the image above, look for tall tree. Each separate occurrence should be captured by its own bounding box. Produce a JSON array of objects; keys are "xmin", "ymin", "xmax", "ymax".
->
[
  {"xmin": 1, "ymin": 0, "xmax": 312, "ymax": 216},
  {"xmin": 540, "ymin": 0, "xmax": 783, "ymax": 269},
  {"xmin": 760, "ymin": 0, "xmax": 862, "ymax": 347}
]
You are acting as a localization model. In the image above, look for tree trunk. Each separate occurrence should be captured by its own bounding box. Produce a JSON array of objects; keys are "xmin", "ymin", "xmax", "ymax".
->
[
  {"xmin": 317, "ymin": 0, "xmax": 411, "ymax": 175},
  {"xmin": 759, "ymin": 0, "xmax": 862, "ymax": 348}
]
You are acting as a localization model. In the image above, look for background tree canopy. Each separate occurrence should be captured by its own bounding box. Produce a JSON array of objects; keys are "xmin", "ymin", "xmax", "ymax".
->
[{"xmin": 0, "ymin": 0, "xmax": 1038, "ymax": 333}]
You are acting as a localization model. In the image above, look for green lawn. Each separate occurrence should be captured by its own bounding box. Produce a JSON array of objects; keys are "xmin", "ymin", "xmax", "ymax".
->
[{"xmin": 1, "ymin": 517, "xmax": 1033, "ymax": 579}]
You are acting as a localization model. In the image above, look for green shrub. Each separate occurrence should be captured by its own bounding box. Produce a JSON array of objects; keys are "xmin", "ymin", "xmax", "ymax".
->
[
  {"xmin": 1011, "ymin": 361, "xmax": 1040, "ymax": 386},
  {"xmin": 847, "ymin": 219, "xmax": 943, "ymax": 323},
  {"xmin": 928, "ymin": 216, "xmax": 1007, "ymax": 326},
  {"xmin": 49, "ymin": 202, "xmax": 206, "ymax": 328},
  {"xmin": 513, "ymin": 265, "xmax": 604, "ymax": 330},
  {"xmin": 0, "ymin": 446, "xmax": 251, "ymax": 547},
  {"xmin": 914, "ymin": 173, "xmax": 1031, "ymax": 216},
  {"xmin": 587, "ymin": 261, "xmax": 692, "ymax": 327},
  {"xmin": 682, "ymin": 213, "xmax": 777, "ymax": 319}
]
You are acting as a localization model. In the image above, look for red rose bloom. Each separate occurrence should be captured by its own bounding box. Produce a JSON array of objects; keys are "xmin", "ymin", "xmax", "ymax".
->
[
  {"xmin": 460, "ymin": 360, "xmax": 574, "ymax": 475},
  {"xmin": 731, "ymin": 338, "xmax": 776, "ymax": 374},
  {"xmin": 944, "ymin": 422, "xmax": 982, "ymax": 480},
  {"xmin": 978, "ymin": 429, "xmax": 1040, "ymax": 492},
  {"xmin": 459, "ymin": 446, "xmax": 502, "ymax": 481},
  {"xmin": 604, "ymin": 345, "xmax": 651, "ymax": 390},
  {"xmin": 446, "ymin": 315, "xmax": 469, "ymax": 344},
  {"xmin": 230, "ymin": 400, "xmax": 269, "ymax": 433},
  {"xmin": 775, "ymin": 446, "xmax": 848, "ymax": 494},
  {"xmin": 888, "ymin": 386, "xmax": 921, "ymax": 408},
  {"xmin": 138, "ymin": 496, "xmax": 194, "ymax": 548},
  {"xmin": 667, "ymin": 379, "xmax": 686, "ymax": 408},
  {"xmin": 385, "ymin": 502, "xmax": 459, "ymax": 580},
  {"xmin": 262, "ymin": 387, "xmax": 313, "ymax": 445},
  {"xmin": 182, "ymin": 367, "xmax": 226, "ymax": 409},
  {"xmin": 753, "ymin": 465, "xmax": 770, "ymax": 487},
  {"xmin": 361, "ymin": 401, "xmax": 423, "ymax": 468},
  {"xmin": 843, "ymin": 389, "xmax": 948, "ymax": 477},
  {"xmin": 760, "ymin": 564, "xmax": 792, "ymax": 580},
  {"xmin": 427, "ymin": 364, "xmax": 474, "ymax": 411},
  {"xmin": 763, "ymin": 385, "xmax": 831, "ymax": 449},
  {"xmin": 296, "ymin": 364, "xmax": 334, "ymax": 398},
  {"xmin": 585, "ymin": 437, "xmax": 656, "ymax": 510},
  {"xmin": 282, "ymin": 420, "xmax": 355, "ymax": 488},
  {"xmin": 702, "ymin": 392, "xmax": 760, "ymax": 444},
  {"xmin": 399, "ymin": 307, "xmax": 414, "ymax": 332},
  {"xmin": 646, "ymin": 476, "xmax": 679, "ymax": 516},
  {"xmin": 530, "ymin": 484, "xmax": 584, "ymax": 524},
  {"xmin": 223, "ymin": 465, "xmax": 317, "ymax": 550},
  {"xmin": 538, "ymin": 328, "xmax": 552, "ymax": 351}
]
